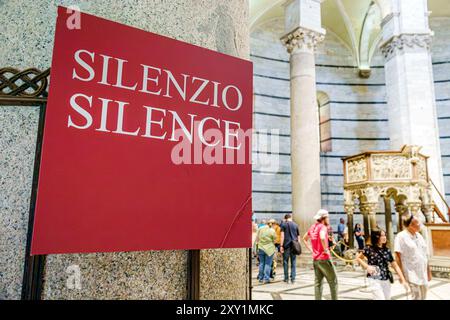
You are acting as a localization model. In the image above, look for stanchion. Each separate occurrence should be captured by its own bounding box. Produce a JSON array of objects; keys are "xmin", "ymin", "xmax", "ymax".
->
[{"xmin": 187, "ymin": 249, "xmax": 200, "ymax": 300}]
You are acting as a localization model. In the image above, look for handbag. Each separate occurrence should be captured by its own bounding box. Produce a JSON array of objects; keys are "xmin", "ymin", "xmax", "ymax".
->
[
  {"xmin": 291, "ymin": 239, "xmax": 302, "ymax": 255},
  {"xmin": 287, "ymin": 222, "xmax": 302, "ymax": 255},
  {"xmin": 387, "ymin": 269, "xmax": 394, "ymax": 284}
]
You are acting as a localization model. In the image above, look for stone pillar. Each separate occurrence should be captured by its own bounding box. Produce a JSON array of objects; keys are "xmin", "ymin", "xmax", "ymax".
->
[
  {"xmin": 422, "ymin": 204, "xmax": 434, "ymax": 223},
  {"xmin": 345, "ymin": 205, "xmax": 355, "ymax": 248},
  {"xmin": 281, "ymin": 0, "xmax": 325, "ymax": 233},
  {"xmin": 366, "ymin": 203, "xmax": 379, "ymax": 233},
  {"xmin": 380, "ymin": 0, "xmax": 445, "ymax": 212},
  {"xmin": 360, "ymin": 205, "xmax": 371, "ymax": 241},
  {"xmin": 0, "ymin": 0, "xmax": 250, "ymax": 300},
  {"xmin": 384, "ymin": 197, "xmax": 394, "ymax": 249}
]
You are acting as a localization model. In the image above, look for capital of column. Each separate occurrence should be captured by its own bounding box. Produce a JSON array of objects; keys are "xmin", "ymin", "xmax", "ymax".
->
[
  {"xmin": 360, "ymin": 202, "xmax": 378, "ymax": 214},
  {"xmin": 407, "ymin": 202, "xmax": 423, "ymax": 217},
  {"xmin": 281, "ymin": 27, "xmax": 325, "ymax": 54},
  {"xmin": 380, "ymin": 33, "xmax": 433, "ymax": 61},
  {"xmin": 344, "ymin": 204, "xmax": 356, "ymax": 215}
]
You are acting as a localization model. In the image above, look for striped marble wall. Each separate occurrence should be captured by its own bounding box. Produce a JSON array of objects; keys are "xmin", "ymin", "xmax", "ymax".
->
[{"xmin": 251, "ymin": 17, "xmax": 450, "ymax": 232}]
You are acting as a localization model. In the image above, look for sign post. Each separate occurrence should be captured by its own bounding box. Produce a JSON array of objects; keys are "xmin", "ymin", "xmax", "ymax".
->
[{"xmin": 0, "ymin": 67, "xmax": 50, "ymax": 300}]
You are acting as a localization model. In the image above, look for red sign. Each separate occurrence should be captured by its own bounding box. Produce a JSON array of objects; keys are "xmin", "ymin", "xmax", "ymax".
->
[{"xmin": 31, "ymin": 7, "xmax": 252, "ymax": 254}]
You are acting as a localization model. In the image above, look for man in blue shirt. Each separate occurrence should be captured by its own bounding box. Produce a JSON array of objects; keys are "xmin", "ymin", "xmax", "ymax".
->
[
  {"xmin": 280, "ymin": 214, "xmax": 300, "ymax": 284},
  {"xmin": 337, "ymin": 218, "xmax": 346, "ymax": 255}
]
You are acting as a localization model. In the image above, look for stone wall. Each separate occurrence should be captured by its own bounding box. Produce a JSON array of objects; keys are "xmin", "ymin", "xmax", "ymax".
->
[
  {"xmin": 0, "ymin": 0, "xmax": 249, "ymax": 300},
  {"xmin": 432, "ymin": 18, "xmax": 450, "ymax": 204}
]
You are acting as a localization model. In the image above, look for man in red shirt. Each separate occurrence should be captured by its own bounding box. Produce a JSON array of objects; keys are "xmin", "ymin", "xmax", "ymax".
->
[{"xmin": 302, "ymin": 209, "xmax": 338, "ymax": 300}]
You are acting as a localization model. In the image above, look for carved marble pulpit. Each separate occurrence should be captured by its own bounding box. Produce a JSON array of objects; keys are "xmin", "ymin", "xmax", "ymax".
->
[{"xmin": 342, "ymin": 145, "xmax": 434, "ymax": 247}]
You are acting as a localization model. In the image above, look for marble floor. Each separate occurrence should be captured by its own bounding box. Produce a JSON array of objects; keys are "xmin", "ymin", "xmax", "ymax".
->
[{"xmin": 252, "ymin": 259, "xmax": 450, "ymax": 300}]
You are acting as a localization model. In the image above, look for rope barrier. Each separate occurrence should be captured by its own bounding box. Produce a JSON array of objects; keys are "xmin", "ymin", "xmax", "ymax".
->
[
  {"xmin": 337, "ymin": 240, "xmax": 350, "ymax": 248},
  {"xmin": 327, "ymin": 240, "xmax": 357, "ymax": 263},
  {"xmin": 330, "ymin": 247, "xmax": 357, "ymax": 264}
]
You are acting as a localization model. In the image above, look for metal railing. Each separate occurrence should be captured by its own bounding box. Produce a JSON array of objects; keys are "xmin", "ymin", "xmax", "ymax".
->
[{"xmin": 429, "ymin": 179, "xmax": 449, "ymax": 223}]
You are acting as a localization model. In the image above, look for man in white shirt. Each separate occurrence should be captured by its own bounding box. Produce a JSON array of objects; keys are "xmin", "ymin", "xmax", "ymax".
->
[{"xmin": 394, "ymin": 214, "xmax": 432, "ymax": 300}]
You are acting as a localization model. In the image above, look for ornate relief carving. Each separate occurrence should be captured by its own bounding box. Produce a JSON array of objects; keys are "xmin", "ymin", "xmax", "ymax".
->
[
  {"xmin": 420, "ymin": 185, "xmax": 433, "ymax": 206},
  {"xmin": 416, "ymin": 157, "xmax": 428, "ymax": 180},
  {"xmin": 360, "ymin": 187, "xmax": 380, "ymax": 203},
  {"xmin": 343, "ymin": 146, "xmax": 436, "ymax": 241},
  {"xmin": 371, "ymin": 155, "xmax": 411, "ymax": 180},
  {"xmin": 409, "ymin": 184, "xmax": 422, "ymax": 203},
  {"xmin": 346, "ymin": 157, "xmax": 367, "ymax": 183},
  {"xmin": 281, "ymin": 27, "xmax": 325, "ymax": 54},
  {"xmin": 381, "ymin": 33, "xmax": 433, "ymax": 60}
]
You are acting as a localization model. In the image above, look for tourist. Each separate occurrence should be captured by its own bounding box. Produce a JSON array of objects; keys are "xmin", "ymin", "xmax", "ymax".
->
[
  {"xmin": 280, "ymin": 214, "xmax": 289, "ymax": 230},
  {"xmin": 394, "ymin": 214, "xmax": 431, "ymax": 300},
  {"xmin": 255, "ymin": 220, "xmax": 277, "ymax": 284},
  {"xmin": 327, "ymin": 224, "xmax": 338, "ymax": 259},
  {"xmin": 280, "ymin": 214, "xmax": 300, "ymax": 284},
  {"xmin": 269, "ymin": 219, "xmax": 281, "ymax": 280},
  {"xmin": 354, "ymin": 223, "xmax": 365, "ymax": 251},
  {"xmin": 343, "ymin": 223, "xmax": 349, "ymax": 252},
  {"xmin": 271, "ymin": 219, "xmax": 282, "ymax": 252},
  {"xmin": 303, "ymin": 209, "xmax": 338, "ymax": 300},
  {"xmin": 251, "ymin": 218, "xmax": 258, "ymax": 258},
  {"xmin": 258, "ymin": 219, "xmax": 267, "ymax": 229},
  {"xmin": 337, "ymin": 218, "xmax": 346, "ymax": 254},
  {"xmin": 356, "ymin": 229, "xmax": 408, "ymax": 300}
]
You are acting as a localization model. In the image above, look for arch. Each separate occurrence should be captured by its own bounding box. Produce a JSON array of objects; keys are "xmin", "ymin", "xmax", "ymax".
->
[
  {"xmin": 374, "ymin": 0, "xmax": 393, "ymax": 19},
  {"xmin": 317, "ymin": 91, "xmax": 332, "ymax": 152}
]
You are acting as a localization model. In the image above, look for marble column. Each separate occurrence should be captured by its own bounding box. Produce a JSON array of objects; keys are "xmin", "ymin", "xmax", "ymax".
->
[
  {"xmin": 344, "ymin": 204, "xmax": 355, "ymax": 248},
  {"xmin": 281, "ymin": 0, "xmax": 325, "ymax": 233},
  {"xmin": 384, "ymin": 197, "xmax": 394, "ymax": 249},
  {"xmin": 380, "ymin": 0, "xmax": 446, "ymax": 214},
  {"xmin": 367, "ymin": 203, "xmax": 379, "ymax": 232},
  {"xmin": 422, "ymin": 204, "xmax": 434, "ymax": 223},
  {"xmin": 360, "ymin": 205, "xmax": 371, "ymax": 241}
]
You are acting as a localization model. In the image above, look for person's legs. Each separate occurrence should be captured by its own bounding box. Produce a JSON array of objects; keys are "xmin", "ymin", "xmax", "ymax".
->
[
  {"xmin": 409, "ymin": 283, "xmax": 423, "ymax": 300},
  {"xmin": 283, "ymin": 248, "xmax": 289, "ymax": 282},
  {"xmin": 368, "ymin": 279, "xmax": 386, "ymax": 300},
  {"xmin": 263, "ymin": 254, "xmax": 274, "ymax": 282},
  {"xmin": 321, "ymin": 260, "xmax": 338, "ymax": 300},
  {"xmin": 381, "ymin": 280, "xmax": 392, "ymax": 300},
  {"xmin": 313, "ymin": 260, "xmax": 325, "ymax": 300},
  {"xmin": 290, "ymin": 251, "xmax": 297, "ymax": 282},
  {"xmin": 270, "ymin": 258, "xmax": 277, "ymax": 279},
  {"xmin": 420, "ymin": 285, "xmax": 428, "ymax": 300},
  {"xmin": 357, "ymin": 237, "xmax": 364, "ymax": 250},
  {"xmin": 258, "ymin": 250, "xmax": 266, "ymax": 281},
  {"xmin": 410, "ymin": 284, "xmax": 428, "ymax": 300}
]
